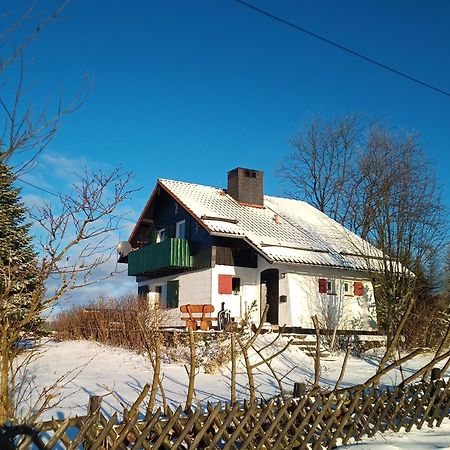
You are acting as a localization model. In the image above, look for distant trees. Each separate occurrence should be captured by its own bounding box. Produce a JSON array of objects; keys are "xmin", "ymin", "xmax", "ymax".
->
[{"xmin": 278, "ymin": 114, "xmax": 448, "ymax": 345}]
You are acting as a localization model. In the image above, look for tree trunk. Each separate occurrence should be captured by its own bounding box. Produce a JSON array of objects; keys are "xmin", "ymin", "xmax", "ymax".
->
[
  {"xmin": 0, "ymin": 324, "xmax": 10, "ymax": 427},
  {"xmin": 185, "ymin": 329, "xmax": 196, "ymax": 410},
  {"xmin": 230, "ymin": 333, "xmax": 236, "ymax": 404}
]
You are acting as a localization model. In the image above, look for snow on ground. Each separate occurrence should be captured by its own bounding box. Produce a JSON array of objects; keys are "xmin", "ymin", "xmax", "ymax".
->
[
  {"xmin": 21, "ymin": 336, "xmax": 450, "ymax": 422},
  {"xmin": 338, "ymin": 420, "xmax": 450, "ymax": 449}
]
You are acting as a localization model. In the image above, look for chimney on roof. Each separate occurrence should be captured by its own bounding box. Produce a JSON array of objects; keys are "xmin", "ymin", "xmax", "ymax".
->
[{"xmin": 227, "ymin": 167, "xmax": 264, "ymax": 206}]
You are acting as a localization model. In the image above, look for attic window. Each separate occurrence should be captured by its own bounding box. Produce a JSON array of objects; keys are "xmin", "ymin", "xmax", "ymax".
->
[
  {"xmin": 156, "ymin": 228, "xmax": 166, "ymax": 243},
  {"xmin": 175, "ymin": 220, "xmax": 186, "ymax": 239}
]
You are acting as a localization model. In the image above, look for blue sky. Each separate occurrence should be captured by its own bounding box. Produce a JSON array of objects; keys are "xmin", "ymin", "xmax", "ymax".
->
[{"xmin": 4, "ymin": 0, "xmax": 450, "ymax": 304}]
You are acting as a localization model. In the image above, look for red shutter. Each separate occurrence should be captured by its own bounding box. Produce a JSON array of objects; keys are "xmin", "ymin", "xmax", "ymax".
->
[
  {"xmin": 218, "ymin": 274, "xmax": 232, "ymax": 294},
  {"xmin": 318, "ymin": 278, "xmax": 327, "ymax": 294},
  {"xmin": 354, "ymin": 282, "xmax": 364, "ymax": 296}
]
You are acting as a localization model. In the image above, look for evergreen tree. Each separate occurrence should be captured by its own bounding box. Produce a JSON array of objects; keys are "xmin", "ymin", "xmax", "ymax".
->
[{"xmin": 0, "ymin": 162, "xmax": 44, "ymax": 335}]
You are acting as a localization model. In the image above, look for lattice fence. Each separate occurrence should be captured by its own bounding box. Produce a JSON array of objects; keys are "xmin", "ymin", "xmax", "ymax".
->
[{"xmin": 2, "ymin": 378, "xmax": 450, "ymax": 449}]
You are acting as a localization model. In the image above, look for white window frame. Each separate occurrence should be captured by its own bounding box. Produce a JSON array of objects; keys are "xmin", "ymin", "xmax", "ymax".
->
[
  {"xmin": 343, "ymin": 281, "xmax": 354, "ymax": 296},
  {"xmin": 327, "ymin": 279, "xmax": 336, "ymax": 295},
  {"xmin": 175, "ymin": 220, "xmax": 186, "ymax": 239},
  {"xmin": 156, "ymin": 228, "xmax": 166, "ymax": 243}
]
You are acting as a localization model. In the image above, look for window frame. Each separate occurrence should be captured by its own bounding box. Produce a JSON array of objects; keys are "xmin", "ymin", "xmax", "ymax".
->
[
  {"xmin": 232, "ymin": 277, "xmax": 241, "ymax": 295},
  {"xmin": 175, "ymin": 220, "xmax": 186, "ymax": 239},
  {"xmin": 156, "ymin": 228, "xmax": 167, "ymax": 243},
  {"xmin": 343, "ymin": 281, "xmax": 354, "ymax": 296},
  {"xmin": 327, "ymin": 279, "xmax": 336, "ymax": 295}
]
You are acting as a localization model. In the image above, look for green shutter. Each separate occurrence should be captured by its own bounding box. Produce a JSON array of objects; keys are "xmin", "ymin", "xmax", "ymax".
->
[{"xmin": 167, "ymin": 280, "xmax": 179, "ymax": 309}]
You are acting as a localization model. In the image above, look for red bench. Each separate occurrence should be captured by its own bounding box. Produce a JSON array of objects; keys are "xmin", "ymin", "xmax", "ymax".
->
[{"xmin": 180, "ymin": 304, "xmax": 216, "ymax": 331}]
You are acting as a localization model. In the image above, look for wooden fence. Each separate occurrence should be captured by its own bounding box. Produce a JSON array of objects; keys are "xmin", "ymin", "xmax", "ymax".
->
[{"xmin": 2, "ymin": 377, "xmax": 450, "ymax": 449}]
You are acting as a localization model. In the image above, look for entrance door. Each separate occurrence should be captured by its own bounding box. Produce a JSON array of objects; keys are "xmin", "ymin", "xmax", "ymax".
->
[{"xmin": 260, "ymin": 269, "xmax": 279, "ymax": 325}]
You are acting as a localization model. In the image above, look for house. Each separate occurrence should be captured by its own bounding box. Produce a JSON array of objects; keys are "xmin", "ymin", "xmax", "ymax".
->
[{"xmin": 120, "ymin": 167, "xmax": 382, "ymax": 331}]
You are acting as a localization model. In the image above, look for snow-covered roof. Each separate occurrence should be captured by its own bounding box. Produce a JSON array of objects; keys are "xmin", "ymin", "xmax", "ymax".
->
[{"xmin": 155, "ymin": 178, "xmax": 384, "ymax": 271}]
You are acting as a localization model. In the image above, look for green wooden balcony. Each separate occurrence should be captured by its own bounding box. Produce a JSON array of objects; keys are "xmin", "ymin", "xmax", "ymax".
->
[{"xmin": 128, "ymin": 238, "xmax": 193, "ymax": 276}]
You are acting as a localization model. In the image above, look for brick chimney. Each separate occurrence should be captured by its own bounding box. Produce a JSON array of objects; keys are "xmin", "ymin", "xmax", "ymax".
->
[{"xmin": 227, "ymin": 167, "xmax": 264, "ymax": 206}]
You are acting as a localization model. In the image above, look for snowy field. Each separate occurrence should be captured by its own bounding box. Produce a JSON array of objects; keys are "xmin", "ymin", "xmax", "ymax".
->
[
  {"xmin": 23, "ymin": 337, "xmax": 449, "ymax": 422},
  {"xmin": 16, "ymin": 337, "xmax": 450, "ymax": 448},
  {"xmin": 339, "ymin": 421, "xmax": 450, "ymax": 449}
]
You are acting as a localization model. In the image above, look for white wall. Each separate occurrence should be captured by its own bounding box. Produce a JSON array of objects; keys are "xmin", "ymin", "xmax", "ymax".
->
[
  {"xmin": 284, "ymin": 270, "xmax": 377, "ymax": 330},
  {"xmin": 244, "ymin": 258, "xmax": 377, "ymax": 330},
  {"xmin": 137, "ymin": 261, "xmax": 378, "ymax": 331},
  {"xmin": 138, "ymin": 268, "xmax": 212, "ymax": 326},
  {"xmin": 211, "ymin": 265, "xmax": 259, "ymax": 322}
]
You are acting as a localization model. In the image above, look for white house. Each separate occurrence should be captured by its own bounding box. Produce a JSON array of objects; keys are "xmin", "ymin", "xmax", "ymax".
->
[{"xmin": 121, "ymin": 167, "xmax": 382, "ymax": 331}]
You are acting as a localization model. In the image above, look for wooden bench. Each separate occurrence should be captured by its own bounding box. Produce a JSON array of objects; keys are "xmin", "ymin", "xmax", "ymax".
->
[{"xmin": 180, "ymin": 304, "xmax": 216, "ymax": 331}]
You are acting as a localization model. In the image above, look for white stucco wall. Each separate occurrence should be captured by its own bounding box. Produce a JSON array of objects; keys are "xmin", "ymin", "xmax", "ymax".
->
[
  {"xmin": 283, "ymin": 270, "xmax": 377, "ymax": 330},
  {"xmin": 210, "ymin": 264, "xmax": 259, "ymax": 322},
  {"xmin": 137, "ymin": 260, "xmax": 378, "ymax": 331},
  {"xmin": 247, "ymin": 257, "xmax": 377, "ymax": 330},
  {"xmin": 137, "ymin": 268, "xmax": 213, "ymax": 326}
]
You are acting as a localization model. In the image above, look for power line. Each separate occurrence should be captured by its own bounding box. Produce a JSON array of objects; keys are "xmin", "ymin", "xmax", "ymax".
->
[
  {"xmin": 16, "ymin": 177, "xmax": 137, "ymax": 224},
  {"xmin": 234, "ymin": 0, "xmax": 450, "ymax": 98},
  {"xmin": 18, "ymin": 178, "xmax": 60, "ymax": 198}
]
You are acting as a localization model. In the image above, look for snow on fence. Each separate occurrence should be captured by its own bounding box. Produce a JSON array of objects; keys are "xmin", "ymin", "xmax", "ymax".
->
[{"xmin": 2, "ymin": 376, "xmax": 450, "ymax": 449}]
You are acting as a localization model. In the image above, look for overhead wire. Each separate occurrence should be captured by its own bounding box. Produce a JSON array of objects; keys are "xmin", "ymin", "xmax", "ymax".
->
[{"xmin": 234, "ymin": 0, "xmax": 450, "ymax": 98}]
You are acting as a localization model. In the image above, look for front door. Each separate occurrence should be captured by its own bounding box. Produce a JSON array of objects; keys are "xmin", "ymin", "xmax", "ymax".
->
[{"xmin": 260, "ymin": 269, "xmax": 279, "ymax": 325}]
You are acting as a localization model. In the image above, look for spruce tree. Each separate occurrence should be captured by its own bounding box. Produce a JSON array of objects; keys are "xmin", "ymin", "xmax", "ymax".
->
[{"xmin": 0, "ymin": 162, "xmax": 44, "ymax": 335}]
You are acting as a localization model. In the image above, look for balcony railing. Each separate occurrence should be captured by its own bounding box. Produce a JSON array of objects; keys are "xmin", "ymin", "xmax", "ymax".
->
[{"xmin": 128, "ymin": 238, "xmax": 192, "ymax": 276}]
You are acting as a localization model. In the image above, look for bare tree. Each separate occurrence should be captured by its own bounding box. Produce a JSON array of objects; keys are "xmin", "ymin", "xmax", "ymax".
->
[
  {"xmin": 0, "ymin": 2, "xmax": 135, "ymax": 426},
  {"xmin": 0, "ymin": 2, "xmax": 90, "ymax": 171},
  {"xmin": 278, "ymin": 113, "xmax": 361, "ymax": 225},
  {"xmin": 236, "ymin": 306, "xmax": 295, "ymax": 402},
  {"xmin": 0, "ymin": 166, "xmax": 136, "ymax": 425},
  {"xmin": 279, "ymin": 114, "xmax": 447, "ymax": 346},
  {"xmin": 185, "ymin": 329, "xmax": 197, "ymax": 410}
]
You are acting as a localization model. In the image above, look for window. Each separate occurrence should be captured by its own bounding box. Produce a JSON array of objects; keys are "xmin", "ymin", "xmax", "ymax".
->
[
  {"xmin": 175, "ymin": 220, "xmax": 186, "ymax": 239},
  {"xmin": 327, "ymin": 280, "xmax": 336, "ymax": 295},
  {"xmin": 232, "ymin": 277, "xmax": 240, "ymax": 295},
  {"xmin": 148, "ymin": 285, "xmax": 163, "ymax": 305},
  {"xmin": 137, "ymin": 284, "xmax": 149, "ymax": 298},
  {"xmin": 344, "ymin": 281, "xmax": 353, "ymax": 296},
  {"xmin": 154, "ymin": 285, "xmax": 162, "ymax": 296},
  {"xmin": 156, "ymin": 228, "xmax": 166, "ymax": 243}
]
